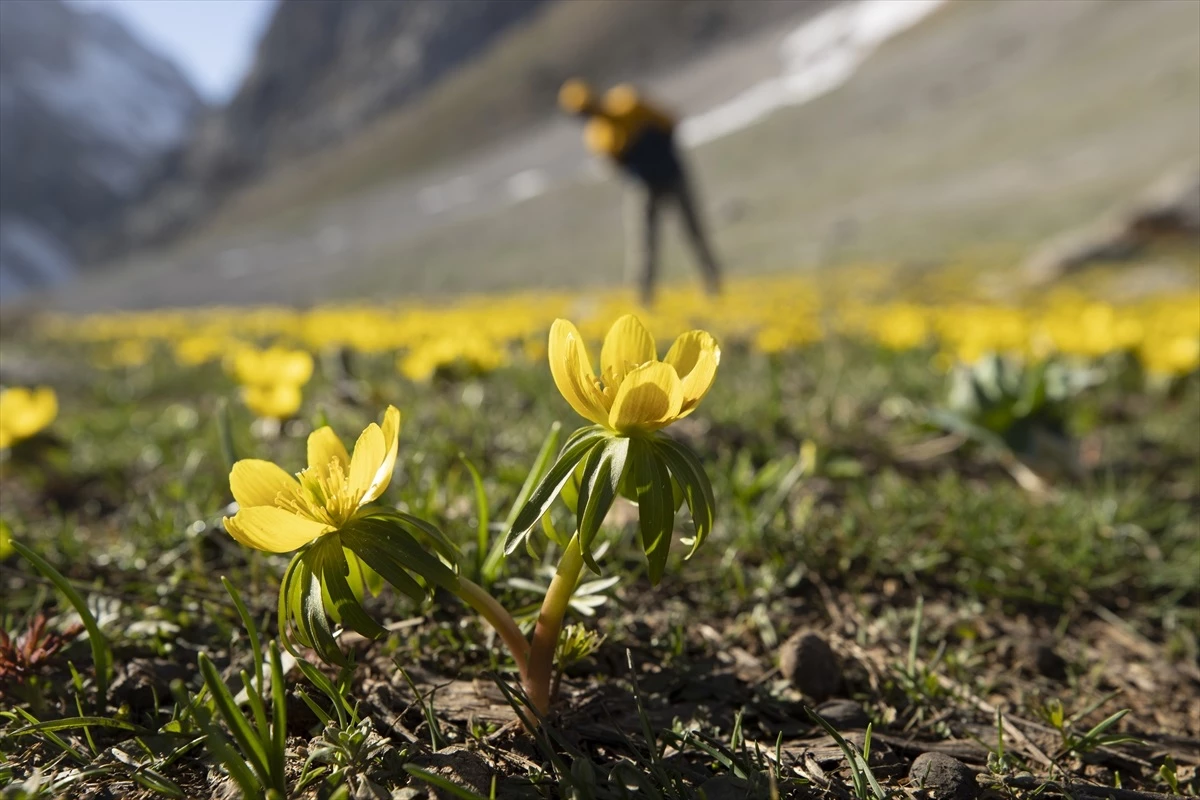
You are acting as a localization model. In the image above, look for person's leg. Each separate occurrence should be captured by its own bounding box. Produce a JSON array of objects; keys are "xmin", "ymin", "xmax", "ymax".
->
[
  {"xmin": 638, "ymin": 188, "xmax": 662, "ymax": 307},
  {"xmin": 673, "ymin": 170, "xmax": 722, "ymax": 296}
]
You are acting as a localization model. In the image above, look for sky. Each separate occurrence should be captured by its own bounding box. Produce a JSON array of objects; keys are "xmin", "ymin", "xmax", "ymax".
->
[{"xmin": 69, "ymin": 0, "xmax": 278, "ymax": 103}]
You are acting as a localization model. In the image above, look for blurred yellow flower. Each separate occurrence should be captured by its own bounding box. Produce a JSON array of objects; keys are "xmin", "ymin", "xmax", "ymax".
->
[
  {"xmin": 398, "ymin": 334, "xmax": 509, "ymax": 383},
  {"xmin": 174, "ymin": 335, "xmax": 228, "ymax": 366},
  {"xmin": 223, "ymin": 406, "xmax": 401, "ymax": 552},
  {"xmin": 109, "ymin": 339, "xmax": 151, "ymax": 368},
  {"xmin": 230, "ymin": 345, "xmax": 314, "ymax": 420},
  {"xmin": 243, "ymin": 383, "xmax": 304, "ymax": 420},
  {"xmin": 231, "ymin": 346, "xmax": 314, "ymax": 386},
  {"xmin": 1141, "ymin": 335, "xmax": 1200, "ymax": 377},
  {"xmin": 0, "ymin": 387, "xmax": 58, "ymax": 450},
  {"xmin": 549, "ymin": 314, "xmax": 719, "ymax": 435}
]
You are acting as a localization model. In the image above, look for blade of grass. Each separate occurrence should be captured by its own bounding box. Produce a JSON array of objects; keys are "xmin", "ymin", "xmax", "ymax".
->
[{"xmin": 10, "ymin": 540, "xmax": 112, "ymax": 702}]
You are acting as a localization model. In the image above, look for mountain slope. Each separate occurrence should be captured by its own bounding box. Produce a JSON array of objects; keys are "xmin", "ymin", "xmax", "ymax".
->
[
  {"xmin": 0, "ymin": 0, "xmax": 202, "ymax": 297},
  {"xmin": 105, "ymin": 0, "xmax": 821, "ymax": 257},
  {"xmin": 108, "ymin": 0, "xmax": 552, "ymax": 255}
]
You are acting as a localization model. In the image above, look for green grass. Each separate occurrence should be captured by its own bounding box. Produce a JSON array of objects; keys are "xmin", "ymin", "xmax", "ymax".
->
[{"xmin": 1, "ymin": 330, "xmax": 1196, "ymax": 796}]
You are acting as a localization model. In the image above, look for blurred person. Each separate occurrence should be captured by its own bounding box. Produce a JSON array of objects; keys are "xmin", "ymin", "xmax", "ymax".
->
[{"xmin": 558, "ymin": 79, "xmax": 722, "ymax": 306}]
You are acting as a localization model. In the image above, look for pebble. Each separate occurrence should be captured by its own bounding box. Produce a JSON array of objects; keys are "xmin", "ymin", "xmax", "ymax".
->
[
  {"xmin": 909, "ymin": 752, "xmax": 979, "ymax": 800},
  {"xmin": 1027, "ymin": 641, "xmax": 1068, "ymax": 681},
  {"xmin": 778, "ymin": 631, "xmax": 842, "ymax": 700},
  {"xmin": 814, "ymin": 698, "xmax": 869, "ymax": 729}
]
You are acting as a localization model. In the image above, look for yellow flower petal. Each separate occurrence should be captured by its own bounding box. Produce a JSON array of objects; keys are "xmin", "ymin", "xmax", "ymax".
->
[
  {"xmin": 600, "ymin": 314, "xmax": 656, "ymax": 386},
  {"xmin": 548, "ymin": 319, "xmax": 609, "ymax": 426},
  {"xmin": 230, "ymin": 459, "xmax": 300, "ymax": 509},
  {"xmin": 664, "ymin": 331, "xmax": 720, "ymax": 416},
  {"xmin": 273, "ymin": 349, "xmax": 314, "ymax": 385},
  {"xmin": 223, "ymin": 506, "xmax": 333, "ymax": 552},
  {"xmin": 347, "ymin": 422, "xmax": 385, "ymax": 501},
  {"xmin": 243, "ymin": 383, "xmax": 303, "ymax": 420},
  {"xmin": 307, "ymin": 425, "xmax": 350, "ymax": 477},
  {"xmin": 360, "ymin": 405, "xmax": 401, "ymax": 504},
  {"xmin": 608, "ymin": 361, "xmax": 683, "ymax": 434},
  {"xmin": 27, "ymin": 388, "xmax": 58, "ymax": 434},
  {"xmin": 0, "ymin": 387, "xmax": 57, "ymax": 443}
]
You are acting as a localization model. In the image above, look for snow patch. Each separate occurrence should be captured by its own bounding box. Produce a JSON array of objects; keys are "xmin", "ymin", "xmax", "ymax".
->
[
  {"xmin": 678, "ymin": 0, "xmax": 945, "ymax": 147},
  {"xmin": 24, "ymin": 35, "xmax": 197, "ymax": 193},
  {"xmin": 505, "ymin": 169, "xmax": 550, "ymax": 202}
]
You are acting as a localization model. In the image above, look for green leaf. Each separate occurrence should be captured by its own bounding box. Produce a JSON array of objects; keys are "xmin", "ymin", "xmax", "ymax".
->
[
  {"xmin": 294, "ymin": 659, "xmax": 349, "ymax": 729},
  {"xmin": 198, "ymin": 652, "xmax": 271, "ymax": 784},
  {"xmin": 500, "ymin": 422, "xmax": 561, "ymax": 536},
  {"xmin": 222, "ymin": 577, "xmax": 263, "ymax": 691},
  {"xmin": 576, "ymin": 437, "xmax": 629, "ymax": 574},
  {"xmin": 268, "ymin": 643, "xmax": 288, "ymax": 790},
  {"xmin": 627, "ymin": 438, "xmax": 675, "ymax": 585},
  {"xmin": 239, "ymin": 669, "xmax": 270, "ymax": 754},
  {"xmin": 341, "ymin": 516, "xmax": 459, "ymax": 593},
  {"xmin": 9, "ymin": 716, "xmax": 150, "ymax": 736},
  {"xmin": 363, "ymin": 508, "xmax": 461, "ymax": 565},
  {"xmin": 205, "ymin": 729, "xmax": 265, "ymax": 800},
  {"xmin": 652, "ymin": 436, "xmax": 716, "ymax": 558},
  {"xmin": 310, "ymin": 536, "xmax": 387, "ymax": 640},
  {"xmin": 504, "ymin": 426, "xmax": 608, "ymax": 553},
  {"xmin": 459, "ymin": 453, "xmax": 490, "ymax": 580},
  {"xmin": 296, "ymin": 555, "xmax": 345, "ymax": 667},
  {"xmin": 11, "ymin": 539, "xmax": 113, "ymax": 702},
  {"xmin": 278, "ymin": 552, "xmax": 307, "ymax": 657}
]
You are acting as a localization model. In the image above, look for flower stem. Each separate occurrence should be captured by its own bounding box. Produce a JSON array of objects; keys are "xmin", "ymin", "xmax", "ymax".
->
[
  {"xmin": 456, "ymin": 577, "xmax": 530, "ymax": 680},
  {"xmin": 525, "ymin": 533, "xmax": 585, "ymax": 715}
]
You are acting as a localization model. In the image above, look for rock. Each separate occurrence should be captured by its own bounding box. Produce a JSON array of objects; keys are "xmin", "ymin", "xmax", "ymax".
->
[
  {"xmin": 410, "ymin": 745, "xmax": 494, "ymax": 797},
  {"xmin": 1017, "ymin": 639, "xmax": 1067, "ymax": 681},
  {"xmin": 778, "ymin": 631, "xmax": 842, "ymax": 700},
  {"xmin": 109, "ymin": 658, "xmax": 190, "ymax": 714},
  {"xmin": 1032, "ymin": 643, "xmax": 1068, "ymax": 681},
  {"xmin": 909, "ymin": 752, "xmax": 979, "ymax": 800},
  {"xmin": 1023, "ymin": 166, "xmax": 1200, "ymax": 284},
  {"xmin": 814, "ymin": 698, "xmax": 869, "ymax": 730}
]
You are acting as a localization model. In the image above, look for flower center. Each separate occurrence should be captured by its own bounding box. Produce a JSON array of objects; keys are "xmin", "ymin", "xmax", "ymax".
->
[{"xmin": 277, "ymin": 456, "xmax": 361, "ymax": 528}]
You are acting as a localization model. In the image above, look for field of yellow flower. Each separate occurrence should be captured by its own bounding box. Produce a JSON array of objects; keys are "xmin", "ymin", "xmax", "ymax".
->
[{"xmin": 1, "ymin": 264, "xmax": 1197, "ymax": 798}]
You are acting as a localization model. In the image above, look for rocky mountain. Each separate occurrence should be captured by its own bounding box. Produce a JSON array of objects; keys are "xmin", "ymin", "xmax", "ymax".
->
[
  {"xmin": 0, "ymin": 0, "xmax": 203, "ymax": 298},
  {"xmin": 105, "ymin": 0, "xmax": 813, "ymax": 260},
  {"xmin": 112, "ymin": 0, "xmax": 551, "ymax": 256}
]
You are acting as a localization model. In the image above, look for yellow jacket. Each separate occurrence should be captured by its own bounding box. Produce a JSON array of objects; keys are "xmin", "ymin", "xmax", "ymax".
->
[{"xmin": 583, "ymin": 85, "xmax": 677, "ymax": 160}]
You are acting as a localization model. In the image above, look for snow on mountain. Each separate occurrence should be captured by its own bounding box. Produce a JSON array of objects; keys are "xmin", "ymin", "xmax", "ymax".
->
[{"xmin": 0, "ymin": 0, "xmax": 204, "ymax": 299}]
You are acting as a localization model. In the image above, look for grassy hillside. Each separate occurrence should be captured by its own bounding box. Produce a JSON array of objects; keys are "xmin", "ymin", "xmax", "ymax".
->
[
  {"xmin": 337, "ymin": 0, "xmax": 1199, "ymax": 298},
  {"xmin": 45, "ymin": 0, "xmax": 1200, "ymax": 311},
  {"xmin": 200, "ymin": 0, "xmax": 817, "ymax": 237}
]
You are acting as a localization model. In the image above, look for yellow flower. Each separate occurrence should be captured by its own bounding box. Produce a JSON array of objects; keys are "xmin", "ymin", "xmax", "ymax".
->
[
  {"xmin": 223, "ymin": 406, "xmax": 401, "ymax": 552},
  {"xmin": 0, "ymin": 387, "xmax": 58, "ymax": 450},
  {"xmin": 231, "ymin": 346, "xmax": 314, "ymax": 387},
  {"xmin": 230, "ymin": 346, "xmax": 314, "ymax": 420},
  {"xmin": 242, "ymin": 383, "xmax": 304, "ymax": 420},
  {"xmin": 548, "ymin": 314, "xmax": 719, "ymax": 435}
]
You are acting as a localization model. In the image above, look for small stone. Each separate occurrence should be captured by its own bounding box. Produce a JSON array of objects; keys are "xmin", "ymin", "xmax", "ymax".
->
[
  {"xmin": 909, "ymin": 752, "xmax": 979, "ymax": 800},
  {"xmin": 814, "ymin": 698, "xmax": 869, "ymax": 730},
  {"xmin": 778, "ymin": 631, "xmax": 842, "ymax": 700},
  {"xmin": 1033, "ymin": 644, "xmax": 1068, "ymax": 680},
  {"xmin": 410, "ymin": 745, "xmax": 493, "ymax": 796},
  {"xmin": 1018, "ymin": 639, "xmax": 1068, "ymax": 681}
]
